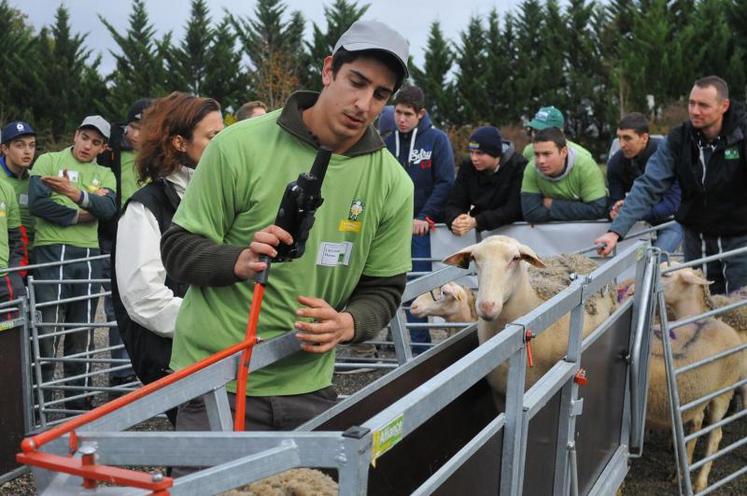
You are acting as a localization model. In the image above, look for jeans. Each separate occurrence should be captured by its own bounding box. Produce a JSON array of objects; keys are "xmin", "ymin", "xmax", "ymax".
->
[
  {"xmin": 653, "ymin": 222, "xmax": 684, "ymax": 253},
  {"xmin": 407, "ymin": 233, "xmax": 432, "ymax": 354}
]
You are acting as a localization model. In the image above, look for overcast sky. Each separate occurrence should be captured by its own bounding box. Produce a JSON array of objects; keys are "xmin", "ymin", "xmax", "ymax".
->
[{"xmin": 11, "ymin": 0, "xmax": 524, "ymax": 73}]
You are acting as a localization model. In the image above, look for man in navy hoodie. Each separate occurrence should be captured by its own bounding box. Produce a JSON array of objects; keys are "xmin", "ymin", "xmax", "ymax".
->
[
  {"xmin": 607, "ymin": 112, "xmax": 682, "ymax": 253},
  {"xmin": 385, "ymin": 85, "xmax": 455, "ymax": 352}
]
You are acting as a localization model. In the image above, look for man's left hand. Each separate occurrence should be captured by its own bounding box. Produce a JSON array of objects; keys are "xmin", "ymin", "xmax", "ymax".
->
[
  {"xmin": 42, "ymin": 170, "xmax": 82, "ymax": 203},
  {"xmin": 412, "ymin": 219, "xmax": 430, "ymax": 236},
  {"xmin": 543, "ymin": 197, "xmax": 553, "ymax": 209},
  {"xmin": 294, "ymin": 295, "xmax": 355, "ymax": 353}
]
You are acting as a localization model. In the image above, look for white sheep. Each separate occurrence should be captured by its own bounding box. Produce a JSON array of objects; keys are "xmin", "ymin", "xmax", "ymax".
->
[
  {"xmin": 443, "ymin": 235, "xmax": 617, "ymax": 395},
  {"xmin": 410, "ymin": 282, "xmax": 477, "ymax": 332},
  {"xmin": 648, "ymin": 263, "xmax": 746, "ymax": 492},
  {"xmin": 221, "ymin": 468, "xmax": 338, "ymax": 496}
]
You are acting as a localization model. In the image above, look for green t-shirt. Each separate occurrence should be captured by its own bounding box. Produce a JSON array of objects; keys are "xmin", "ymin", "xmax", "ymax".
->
[
  {"xmin": 521, "ymin": 150, "xmax": 607, "ymax": 202},
  {"xmin": 0, "ymin": 180, "xmax": 22, "ymax": 271},
  {"xmin": 120, "ymin": 150, "xmax": 141, "ymax": 205},
  {"xmin": 522, "ymin": 140, "xmax": 593, "ymax": 162},
  {"xmin": 170, "ymin": 111, "xmax": 414, "ymax": 396},
  {"xmin": 0, "ymin": 167, "xmax": 33, "ymax": 244},
  {"xmin": 30, "ymin": 148, "xmax": 117, "ymax": 249}
]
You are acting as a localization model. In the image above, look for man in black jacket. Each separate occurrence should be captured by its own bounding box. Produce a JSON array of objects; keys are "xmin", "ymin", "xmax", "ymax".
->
[
  {"xmin": 444, "ymin": 126, "xmax": 527, "ymax": 235},
  {"xmin": 598, "ymin": 76, "xmax": 747, "ymax": 294}
]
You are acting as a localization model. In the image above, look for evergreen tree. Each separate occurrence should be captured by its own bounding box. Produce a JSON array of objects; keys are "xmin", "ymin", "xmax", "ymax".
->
[
  {"xmin": 498, "ymin": 13, "xmax": 521, "ymax": 123},
  {"xmin": 452, "ymin": 16, "xmax": 488, "ymax": 126},
  {"xmin": 681, "ymin": 0, "xmax": 745, "ymax": 101},
  {"xmin": 100, "ymin": 0, "xmax": 169, "ymax": 120},
  {"xmin": 482, "ymin": 10, "xmax": 514, "ymax": 126},
  {"xmin": 411, "ymin": 21, "xmax": 454, "ymax": 126},
  {"xmin": 302, "ymin": 0, "xmax": 369, "ymax": 90},
  {"xmin": 202, "ymin": 16, "xmax": 249, "ymax": 111},
  {"xmin": 538, "ymin": 0, "xmax": 567, "ymax": 109},
  {"xmin": 564, "ymin": 0, "xmax": 601, "ymax": 143},
  {"xmin": 513, "ymin": 0, "xmax": 548, "ymax": 118},
  {"xmin": 230, "ymin": 0, "xmax": 306, "ymax": 107},
  {"xmin": 33, "ymin": 6, "xmax": 106, "ymax": 139},
  {"xmin": 0, "ymin": 1, "xmax": 36, "ymax": 123},
  {"xmin": 164, "ymin": 0, "xmax": 212, "ymax": 95}
]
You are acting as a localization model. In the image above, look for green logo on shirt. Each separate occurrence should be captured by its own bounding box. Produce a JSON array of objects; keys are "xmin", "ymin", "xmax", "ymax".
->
[
  {"xmin": 348, "ymin": 199, "xmax": 364, "ymax": 221},
  {"xmin": 725, "ymin": 147, "xmax": 740, "ymax": 160}
]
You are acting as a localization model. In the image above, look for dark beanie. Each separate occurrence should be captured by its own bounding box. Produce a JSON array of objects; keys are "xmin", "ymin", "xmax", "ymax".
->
[{"xmin": 468, "ymin": 126, "xmax": 502, "ymax": 158}]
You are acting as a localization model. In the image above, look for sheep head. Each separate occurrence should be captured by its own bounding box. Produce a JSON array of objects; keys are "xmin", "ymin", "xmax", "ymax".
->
[
  {"xmin": 410, "ymin": 282, "xmax": 466, "ymax": 319},
  {"xmin": 443, "ymin": 235, "xmax": 545, "ymax": 321},
  {"xmin": 661, "ymin": 262, "xmax": 712, "ymax": 317}
]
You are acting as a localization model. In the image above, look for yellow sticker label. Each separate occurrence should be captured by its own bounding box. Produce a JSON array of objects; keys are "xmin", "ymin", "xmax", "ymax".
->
[
  {"xmin": 371, "ymin": 414, "xmax": 404, "ymax": 467},
  {"xmin": 0, "ymin": 210, "xmax": 6, "ymax": 218},
  {"xmin": 338, "ymin": 219, "xmax": 361, "ymax": 233}
]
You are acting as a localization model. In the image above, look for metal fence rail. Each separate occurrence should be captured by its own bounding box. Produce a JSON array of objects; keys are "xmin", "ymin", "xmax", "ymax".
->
[
  {"xmin": 16, "ymin": 240, "xmax": 654, "ymax": 495},
  {"xmin": 657, "ymin": 247, "xmax": 747, "ymax": 496}
]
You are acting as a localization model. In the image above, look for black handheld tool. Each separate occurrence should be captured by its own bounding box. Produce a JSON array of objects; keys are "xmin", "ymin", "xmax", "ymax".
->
[{"xmin": 255, "ymin": 147, "xmax": 332, "ymax": 283}]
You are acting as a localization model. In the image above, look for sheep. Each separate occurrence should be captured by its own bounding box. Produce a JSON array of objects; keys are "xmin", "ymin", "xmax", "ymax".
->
[
  {"xmin": 442, "ymin": 235, "xmax": 617, "ymax": 395},
  {"xmin": 647, "ymin": 263, "xmax": 746, "ymax": 492},
  {"xmin": 409, "ymin": 282, "xmax": 478, "ymax": 333},
  {"xmin": 221, "ymin": 468, "xmax": 338, "ymax": 496}
]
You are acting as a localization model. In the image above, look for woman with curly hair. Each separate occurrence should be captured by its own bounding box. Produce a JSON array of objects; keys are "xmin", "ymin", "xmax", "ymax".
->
[{"xmin": 112, "ymin": 92, "xmax": 222, "ymax": 422}]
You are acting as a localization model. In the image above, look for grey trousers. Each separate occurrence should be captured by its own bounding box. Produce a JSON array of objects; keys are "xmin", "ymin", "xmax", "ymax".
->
[
  {"xmin": 172, "ymin": 386, "xmax": 338, "ymax": 476},
  {"xmin": 32, "ymin": 244, "xmax": 101, "ymax": 410},
  {"xmin": 683, "ymin": 228, "xmax": 747, "ymax": 295}
]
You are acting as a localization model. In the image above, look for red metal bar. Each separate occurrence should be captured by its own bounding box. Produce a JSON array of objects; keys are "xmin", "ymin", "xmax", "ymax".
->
[
  {"xmin": 234, "ymin": 282, "xmax": 265, "ymax": 431},
  {"xmin": 21, "ymin": 333, "xmax": 255, "ymax": 453},
  {"xmin": 16, "ymin": 451, "xmax": 172, "ymax": 491}
]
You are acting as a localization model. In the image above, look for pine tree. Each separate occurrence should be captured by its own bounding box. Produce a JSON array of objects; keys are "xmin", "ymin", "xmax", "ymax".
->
[
  {"xmin": 483, "ymin": 10, "xmax": 515, "ymax": 126},
  {"xmin": 452, "ymin": 16, "xmax": 488, "ymax": 126},
  {"xmin": 412, "ymin": 21, "xmax": 454, "ymax": 126},
  {"xmin": 163, "ymin": 0, "xmax": 212, "ymax": 95},
  {"xmin": 100, "ymin": 0, "xmax": 169, "ymax": 120},
  {"xmin": 230, "ymin": 0, "xmax": 307, "ymax": 107},
  {"xmin": 538, "ymin": 0, "xmax": 567, "ymax": 109},
  {"xmin": 302, "ymin": 0, "xmax": 370, "ymax": 90},
  {"xmin": 33, "ymin": 5, "xmax": 106, "ymax": 139},
  {"xmin": 202, "ymin": 16, "xmax": 250, "ymax": 112},
  {"xmin": 680, "ymin": 0, "xmax": 745, "ymax": 101},
  {"xmin": 513, "ymin": 0, "xmax": 548, "ymax": 118},
  {"xmin": 0, "ymin": 1, "xmax": 36, "ymax": 123},
  {"xmin": 564, "ymin": 0, "xmax": 600, "ymax": 143}
]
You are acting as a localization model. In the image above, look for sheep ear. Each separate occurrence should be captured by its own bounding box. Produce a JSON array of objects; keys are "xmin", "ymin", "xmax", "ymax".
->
[
  {"xmin": 443, "ymin": 245, "xmax": 475, "ymax": 269},
  {"xmin": 682, "ymin": 270, "xmax": 713, "ymax": 286},
  {"xmin": 518, "ymin": 243, "xmax": 546, "ymax": 268}
]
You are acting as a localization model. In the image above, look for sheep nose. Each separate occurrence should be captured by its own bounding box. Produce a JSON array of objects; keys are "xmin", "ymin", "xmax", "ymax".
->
[{"xmin": 479, "ymin": 301, "xmax": 496, "ymax": 316}]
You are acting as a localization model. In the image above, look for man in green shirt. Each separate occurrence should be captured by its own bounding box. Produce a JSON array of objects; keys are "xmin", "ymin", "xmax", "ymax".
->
[
  {"xmin": 161, "ymin": 20, "xmax": 413, "ymax": 433},
  {"xmin": 1, "ymin": 120, "xmax": 36, "ymax": 268},
  {"xmin": 521, "ymin": 127, "xmax": 608, "ymax": 222},
  {"xmin": 522, "ymin": 105, "xmax": 594, "ymax": 161},
  {"xmin": 29, "ymin": 115, "xmax": 117, "ymax": 410},
  {"xmin": 0, "ymin": 178, "xmax": 25, "ymax": 314}
]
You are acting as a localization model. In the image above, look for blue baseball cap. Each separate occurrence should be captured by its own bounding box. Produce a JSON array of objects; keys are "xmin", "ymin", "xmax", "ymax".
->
[{"xmin": 1, "ymin": 121, "xmax": 36, "ymax": 145}]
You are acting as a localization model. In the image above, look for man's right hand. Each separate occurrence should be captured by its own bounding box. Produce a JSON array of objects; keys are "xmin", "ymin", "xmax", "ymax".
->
[
  {"xmin": 609, "ymin": 199, "xmax": 624, "ymax": 220},
  {"xmin": 233, "ymin": 225, "xmax": 293, "ymax": 280},
  {"xmin": 595, "ymin": 231, "xmax": 620, "ymax": 257}
]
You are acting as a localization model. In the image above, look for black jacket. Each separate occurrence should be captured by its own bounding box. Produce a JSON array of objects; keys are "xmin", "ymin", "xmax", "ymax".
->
[
  {"xmin": 607, "ymin": 137, "xmax": 681, "ymax": 225},
  {"xmin": 444, "ymin": 142, "xmax": 528, "ymax": 231},
  {"xmin": 111, "ymin": 179, "xmax": 188, "ymax": 386},
  {"xmin": 668, "ymin": 101, "xmax": 747, "ymax": 236}
]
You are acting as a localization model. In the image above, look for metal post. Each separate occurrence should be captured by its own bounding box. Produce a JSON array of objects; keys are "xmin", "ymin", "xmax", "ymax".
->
[{"xmin": 500, "ymin": 344, "xmax": 528, "ymax": 496}]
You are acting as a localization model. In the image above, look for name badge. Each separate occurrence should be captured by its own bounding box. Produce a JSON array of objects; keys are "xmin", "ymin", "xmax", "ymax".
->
[
  {"xmin": 59, "ymin": 169, "xmax": 80, "ymax": 183},
  {"xmin": 316, "ymin": 241, "xmax": 353, "ymax": 267},
  {"xmin": 19, "ymin": 194, "xmax": 28, "ymax": 207}
]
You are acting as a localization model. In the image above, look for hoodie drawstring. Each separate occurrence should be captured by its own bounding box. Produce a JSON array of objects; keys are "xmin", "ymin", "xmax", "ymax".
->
[{"xmin": 394, "ymin": 127, "xmax": 418, "ymax": 167}]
